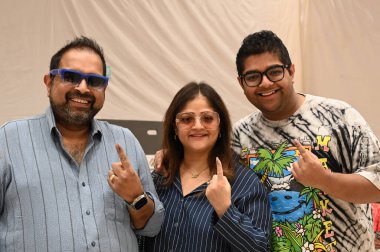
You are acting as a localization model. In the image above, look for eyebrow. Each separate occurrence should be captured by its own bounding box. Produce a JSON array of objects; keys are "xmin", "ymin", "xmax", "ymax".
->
[
  {"xmin": 243, "ymin": 64, "xmax": 283, "ymax": 74},
  {"xmin": 178, "ymin": 111, "xmax": 216, "ymax": 116}
]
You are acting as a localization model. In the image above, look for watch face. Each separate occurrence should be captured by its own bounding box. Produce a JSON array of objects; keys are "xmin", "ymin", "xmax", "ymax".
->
[{"xmin": 134, "ymin": 196, "xmax": 148, "ymax": 210}]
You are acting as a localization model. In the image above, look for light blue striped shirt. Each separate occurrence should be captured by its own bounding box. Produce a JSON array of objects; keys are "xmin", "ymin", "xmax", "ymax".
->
[{"xmin": 0, "ymin": 107, "xmax": 164, "ymax": 252}]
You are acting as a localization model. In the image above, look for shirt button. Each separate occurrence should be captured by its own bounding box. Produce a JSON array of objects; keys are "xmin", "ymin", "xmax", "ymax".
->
[
  {"xmin": 82, "ymin": 182, "xmax": 86, "ymax": 187},
  {"xmin": 168, "ymin": 249, "xmax": 173, "ymax": 252},
  {"xmin": 86, "ymin": 210, "xmax": 91, "ymax": 215},
  {"xmin": 174, "ymin": 222, "xmax": 178, "ymax": 227},
  {"xmin": 91, "ymin": 241, "xmax": 96, "ymax": 247}
]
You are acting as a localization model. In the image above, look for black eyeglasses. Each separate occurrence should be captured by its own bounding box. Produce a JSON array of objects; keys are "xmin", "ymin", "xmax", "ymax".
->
[
  {"xmin": 50, "ymin": 68, "xmax": 109, "ymax": 90},
  {"xmin": 240, "ymin": 65, "xmax": 289, "ymax": 87}
]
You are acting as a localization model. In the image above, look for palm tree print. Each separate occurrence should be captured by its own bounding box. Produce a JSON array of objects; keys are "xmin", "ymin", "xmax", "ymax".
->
[
  {"xmin": 300, "ymin": 187, "xmax": 321, "ymax": 208},
  {"xmin": 254, "ymin": 141, "xmax": 296, "ymax": 185}
]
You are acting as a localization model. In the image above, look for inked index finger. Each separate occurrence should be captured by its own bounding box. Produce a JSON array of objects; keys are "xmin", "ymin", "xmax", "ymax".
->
[
  {"xmin": 216, "ymin": 157, "xmax": 223, "ymax": 178},
  {"xmin": 115, "ymin": 144, "xmax": 130, "ymax": 169},
  {"xmin": 292, "ymin": 139, "xmax": 307, "ymax": 156}
]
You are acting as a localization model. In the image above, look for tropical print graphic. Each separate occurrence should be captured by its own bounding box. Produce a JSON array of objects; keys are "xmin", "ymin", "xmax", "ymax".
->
[
  {"xmin": 233, "ymin": 94, "xmax": 380, "ymax": 251},
  {"xmin": 242, "ymin": 141, "xmax": 336, "ymax": 252}
]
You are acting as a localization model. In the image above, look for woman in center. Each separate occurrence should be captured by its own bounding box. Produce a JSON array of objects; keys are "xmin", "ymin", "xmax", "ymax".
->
[{"xmin": 145, "ymin": 82, "xmax": 272, "ymax": 252}]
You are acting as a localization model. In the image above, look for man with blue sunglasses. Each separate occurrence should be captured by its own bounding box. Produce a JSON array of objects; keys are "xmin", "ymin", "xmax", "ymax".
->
[{"xmin": 0, "ymin": 36, "xmax": 164, "ymax": 251}]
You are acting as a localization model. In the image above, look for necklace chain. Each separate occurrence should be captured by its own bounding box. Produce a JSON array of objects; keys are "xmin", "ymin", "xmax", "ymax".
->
[{"xmin": 185, "ymin": 166, "xmax": 209, "ymax": 179}]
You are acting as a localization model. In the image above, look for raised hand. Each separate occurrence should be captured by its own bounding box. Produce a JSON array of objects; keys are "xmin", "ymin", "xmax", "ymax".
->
[
  {"xmin": 291, "ymin": 139, "xmax": 331, "ymax": 190},
  {"xmin": 205, "ymin": 157, "xmax": 231, "ymax": 218},
  {"xmin": 108, "ymin": 144, "xmax": 144, "ymax": 202}
]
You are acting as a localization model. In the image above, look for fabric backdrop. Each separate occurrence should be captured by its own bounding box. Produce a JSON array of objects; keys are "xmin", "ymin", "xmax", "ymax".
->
[{"xmin": 1, "ymin": 0, "xmax": 379, "ymax": 137}]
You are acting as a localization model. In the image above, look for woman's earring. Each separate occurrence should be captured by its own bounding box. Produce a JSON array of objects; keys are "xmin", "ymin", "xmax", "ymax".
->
[
  {"xmin": 174, "ymin": 134, "xmax": 177, "ymax": 140},
  {"xmin": 219, "ymin": 133, "xmax": 221, "ymax": 138}
]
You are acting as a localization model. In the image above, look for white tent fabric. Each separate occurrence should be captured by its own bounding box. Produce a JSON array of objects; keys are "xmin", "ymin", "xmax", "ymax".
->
[{"xmin": 1, "ymin": 0, "xmax": 380, "ymax": 137}]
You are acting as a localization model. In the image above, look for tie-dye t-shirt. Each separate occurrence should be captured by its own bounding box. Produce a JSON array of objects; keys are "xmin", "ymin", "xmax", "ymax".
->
[{"xmin": 232, "ymin": 94, "xmax": 380, "ymax": 252}]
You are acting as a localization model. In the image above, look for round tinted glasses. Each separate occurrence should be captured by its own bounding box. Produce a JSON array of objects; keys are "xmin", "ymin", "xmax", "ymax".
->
[{"xmin": 175, "ymin": 111, "xmax": 220, "ymax": 131}]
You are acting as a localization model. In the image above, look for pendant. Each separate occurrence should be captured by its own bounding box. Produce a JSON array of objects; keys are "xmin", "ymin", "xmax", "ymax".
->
[{"xmin": 191, "ymin": 174, "xmax": 199, "ymax": 178}]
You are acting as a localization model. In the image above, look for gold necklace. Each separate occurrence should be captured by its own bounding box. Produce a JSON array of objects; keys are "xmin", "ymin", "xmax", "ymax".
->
[{"xmin": 183, "ymin": 166, "xmax": 209, "ymax": 179}]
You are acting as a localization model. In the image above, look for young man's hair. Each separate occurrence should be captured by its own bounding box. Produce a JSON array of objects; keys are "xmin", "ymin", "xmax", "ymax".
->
[
  {"xmin": 49, "ymin": 36, "xmax": 107, "ymax": 76},
  {"xmin": 236, "ymin": 30, "xmax": 292, "ymax": 76},
  {"xmin": 161, "ymin": 82, "xmax": 234, "ymax": 186}
]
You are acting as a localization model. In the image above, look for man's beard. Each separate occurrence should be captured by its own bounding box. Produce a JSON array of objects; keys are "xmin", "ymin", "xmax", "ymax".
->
[{"xmin": 50, "ymin": 92, "xmax": 101, "ymax": 127}]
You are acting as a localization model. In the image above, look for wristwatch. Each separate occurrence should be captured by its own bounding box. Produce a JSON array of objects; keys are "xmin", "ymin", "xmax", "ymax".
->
[{"xmin": 125, "ymin": 192, "xmax": 149, "ymax": 210}]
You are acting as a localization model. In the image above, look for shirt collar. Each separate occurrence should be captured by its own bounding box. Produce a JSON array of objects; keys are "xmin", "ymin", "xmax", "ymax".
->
[{"xmin": 173, "ymin": 171, "xmax": 208, "ymax": 196}]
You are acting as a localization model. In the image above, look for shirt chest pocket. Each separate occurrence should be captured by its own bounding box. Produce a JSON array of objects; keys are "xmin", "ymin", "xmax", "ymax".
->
[{"xmin": 104, "ymin": 189, "xmax": 130, "ymax": 223}]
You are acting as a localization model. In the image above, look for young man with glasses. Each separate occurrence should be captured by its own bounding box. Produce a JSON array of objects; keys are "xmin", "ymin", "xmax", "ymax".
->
[
  {"xmin": 233, "ymin": 30, "xmax": 380, "ymax": 251},
  {"xmin": 0, "ymin": 36, "xmax": 164, "ymax": 251}
]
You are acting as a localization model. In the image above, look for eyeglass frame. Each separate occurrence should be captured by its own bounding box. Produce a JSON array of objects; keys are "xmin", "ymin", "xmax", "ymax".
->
[
  {"xmin": 49, "ymin": 68, "xmax": 109, "ymax": 90},
  {"xmin": 175, "ymin": 111, "xmax": 220, "ymax": 131},
  {"xmin": 239, "ymin": 64, "xmax": 290, "ymax": 87}
]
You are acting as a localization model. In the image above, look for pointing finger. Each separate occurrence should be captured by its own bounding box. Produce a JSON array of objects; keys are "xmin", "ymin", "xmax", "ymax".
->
[
  {"xmin": 292, "ymin": 139, "xmax": 307, "ymax": 156},
  {"xmin": 115, "ymin": 144, "xmax": 130, "ymax": 170},
  {"xmin": 216, "ymin": 157, "xmax": 223, "ymax": 178}
]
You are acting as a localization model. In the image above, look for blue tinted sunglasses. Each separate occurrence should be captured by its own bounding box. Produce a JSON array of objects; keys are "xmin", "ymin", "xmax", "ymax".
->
[{"xmin": 50, "ymin": 68, "xmax": 109, "ymax": 89}]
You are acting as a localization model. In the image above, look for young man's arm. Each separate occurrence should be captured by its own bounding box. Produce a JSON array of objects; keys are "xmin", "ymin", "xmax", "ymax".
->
[{"xmin": 292, "ymin": 139, "xmax": 380, "ymax": 203}]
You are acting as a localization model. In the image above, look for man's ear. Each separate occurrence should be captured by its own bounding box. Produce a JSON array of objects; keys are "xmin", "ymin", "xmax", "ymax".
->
[
  {"xmin": 237, "ymin": 76, "xmax": 244, "ymax": 89},
  {"xmin": 289, "ymin": 64, "xmax": 295, "ymax": 81},
  {"xmin": 43, "ymin": 74, "xmax": 52, "ymax": 97}
]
